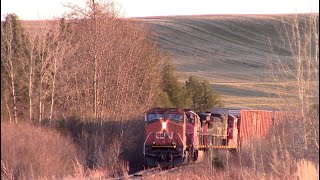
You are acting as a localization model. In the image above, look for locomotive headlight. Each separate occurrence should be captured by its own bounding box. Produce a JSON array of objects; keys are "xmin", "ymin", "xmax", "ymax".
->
[
  {"xmin": 152, "ymin": 141, "xmax": 156, "ymax": 145},
  {"xmin": 172, "ymin": 142, "xmax": 176, "ymax": 146},
  {"xmin": 162, "ymin": 121, "xmax": 167, "ymax": 130}
]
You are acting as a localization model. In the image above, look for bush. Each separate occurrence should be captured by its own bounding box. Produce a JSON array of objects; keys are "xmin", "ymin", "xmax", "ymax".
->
[{"xmin": 1, "ymin": 121, "xmax": 81, "ymax": 179}]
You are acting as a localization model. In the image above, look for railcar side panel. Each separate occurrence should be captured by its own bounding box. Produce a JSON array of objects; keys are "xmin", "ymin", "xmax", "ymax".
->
[{"xmin": 239, "ymin": 110, "xmax": 273, "ymax": 143}]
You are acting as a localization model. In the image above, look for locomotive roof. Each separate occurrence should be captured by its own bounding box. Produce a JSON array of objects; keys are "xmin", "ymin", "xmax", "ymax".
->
[
  {"xmin": 211, "ymin": 107, "xmax": 282, "ymax": 117},
  {"xmin": 211, "ymin": 107, "xmax": 244, "ymax": 116},
  {"xmin": 145, "ymin": 108, "xmax": 190, "ymax": 114}
]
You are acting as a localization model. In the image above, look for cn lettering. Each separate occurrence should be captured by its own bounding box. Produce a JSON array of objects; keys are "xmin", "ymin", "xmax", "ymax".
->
[{"xmin": 156, "ymin": 132, "xmax": 173, "ymax": 139}]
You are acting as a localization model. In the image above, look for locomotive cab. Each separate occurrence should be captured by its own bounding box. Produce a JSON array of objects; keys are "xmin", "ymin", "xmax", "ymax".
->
[{"xmin": 143, "ymin": 108, "xmax": 188, "ymax": 167}]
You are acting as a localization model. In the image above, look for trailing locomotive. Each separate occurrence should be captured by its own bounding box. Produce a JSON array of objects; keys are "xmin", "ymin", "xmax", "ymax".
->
[{"xmin": 143, "ymin": 108, "xmax": 239, "ymax": 167}]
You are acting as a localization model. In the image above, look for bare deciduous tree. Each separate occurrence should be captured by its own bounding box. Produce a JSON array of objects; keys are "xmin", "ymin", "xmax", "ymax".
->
[
  {"xmin": 61, "ymin": 0, "xmax": 163, "ymax": 122},
  {"xmin": 268, "ymin": 14, "xmax": 319, "ymax": 160},
  {"xmin": 17, "ymin": 20, "xmax": 76, "ymax": 123}
]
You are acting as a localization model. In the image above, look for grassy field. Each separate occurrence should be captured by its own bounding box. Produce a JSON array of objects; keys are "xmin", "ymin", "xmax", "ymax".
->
[{"xmin": 138, "ymin": 14, "xmax": 314, "ymax": 109}]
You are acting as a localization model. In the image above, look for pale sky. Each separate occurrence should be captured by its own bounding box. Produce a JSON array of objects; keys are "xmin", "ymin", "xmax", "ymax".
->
[{"xmin": 1, "ymin": 0, "xmax": 319, "ymax": 20}]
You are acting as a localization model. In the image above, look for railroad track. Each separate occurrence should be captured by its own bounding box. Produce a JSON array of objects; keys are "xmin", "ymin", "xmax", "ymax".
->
[
  {"xmin": 104, "ymin": 163, "xmax": 199, "ymax": 180},
  {"xmin": 110, "ymin": 162, "xmax": 203, "ymax": 180}
]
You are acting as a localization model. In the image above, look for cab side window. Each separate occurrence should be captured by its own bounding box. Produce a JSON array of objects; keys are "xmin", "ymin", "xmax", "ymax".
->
[
  {"xmin": 188, "ymin": 113, "xmax": 195, "ymax": 124},
  {"xmin": 228, "ymin": 119, "xmax": 234, "ymax": 128}
]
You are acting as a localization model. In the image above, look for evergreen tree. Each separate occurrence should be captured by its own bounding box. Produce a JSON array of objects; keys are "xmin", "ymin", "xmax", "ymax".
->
[
  {"xmin": 186, "ymin": 76, "xmax": 223, "ymax": 112},
  {"xmin": 155, "ymin": 60, "xmax": 223, "ymax": 111},
  {"xmin": 153, "ymin": 91, "xmax": 173, "ymax": 108},
  {"xmin": 159, "ymin": 58, "xmax": 189, "ymax": 108},
  {"xmin": 162, "ymin": 59, "xmax": 179, "ymax": 104},
  {"xmin": 1, "ymin": 14, "xmax": 31, "ymax": 122},
  {"xmin": 185, "ymin": 76, "xmax": 202, "ymax": 110}
]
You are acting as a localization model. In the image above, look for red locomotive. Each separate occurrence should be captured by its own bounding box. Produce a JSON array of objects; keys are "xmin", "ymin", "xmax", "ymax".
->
[{"xmin": 143, "ymin": 107, "xmax": 239, "ymax": 167}]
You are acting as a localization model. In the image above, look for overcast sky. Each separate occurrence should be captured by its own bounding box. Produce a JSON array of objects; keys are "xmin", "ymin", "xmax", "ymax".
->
[{"xmin": 1, "ymin": 0, "xmax": 319, "ymax": 20}]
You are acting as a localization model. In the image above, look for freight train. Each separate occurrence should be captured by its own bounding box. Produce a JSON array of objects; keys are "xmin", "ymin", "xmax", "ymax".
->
[{"xmin": 143, "ymin": 107, "xmax": 276, "ymax": 167}]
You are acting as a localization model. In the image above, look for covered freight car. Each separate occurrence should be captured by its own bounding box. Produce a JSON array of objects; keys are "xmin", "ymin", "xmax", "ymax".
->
[{"xmin": 210, "ymin": 108, "xmax": 274, "ymax": 148}]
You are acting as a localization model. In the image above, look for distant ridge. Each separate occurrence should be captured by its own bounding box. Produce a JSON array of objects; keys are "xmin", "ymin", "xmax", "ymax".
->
[{"xmin": 130, "ymin": 13, "xmax": 318, "ymax": 19}]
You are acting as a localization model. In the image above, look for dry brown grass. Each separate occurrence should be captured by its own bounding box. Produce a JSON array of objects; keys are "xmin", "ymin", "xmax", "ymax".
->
[
  {"xmin": 142, "ymin": 152, "xmax": 318, "ymax": 180},
  {"xmin": 66, "ymin": 157, "xmax": 128, "ymax": 180},
  {"xmin": 1, "ymin": 121, "xmax": 81, "ymax": 179},
  {"xmin": 1, "ymin": 119, "xmax": 136, "ymax": 179},
  {"xmin": 295, "ymin": 159, "xmax": 319, "ymax": 180}
]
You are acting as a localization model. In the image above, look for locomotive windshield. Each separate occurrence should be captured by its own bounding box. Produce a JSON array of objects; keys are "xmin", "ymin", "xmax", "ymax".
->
[
  {"xmin": 147, "ymin": 113, "xmax": 184, "ymax": 122},
  {"xmin": 165, "ymin": 113, "xmax": 184, "ymax": 122},
  {"xmin": 147, "ymin": 113, "xmax": 165, "ymax": 122}
]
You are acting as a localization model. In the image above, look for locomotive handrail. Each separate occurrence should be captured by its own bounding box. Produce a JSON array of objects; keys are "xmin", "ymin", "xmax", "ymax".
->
[
  {"xmin": 175, "ymin": 133, "xmax": 184, "ymax": 150},
  {"xmin": 143, "ymin": 132, "xmax": 154, "ymax": 155},
  {"xmin": 200, "ymin": 133, "xmax": 227, "ymax": 137}
]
